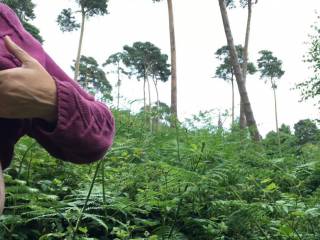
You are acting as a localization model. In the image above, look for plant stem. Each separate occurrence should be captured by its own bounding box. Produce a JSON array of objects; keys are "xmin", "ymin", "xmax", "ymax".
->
[
  {"xmin": 26, "ymin": 150, "xmax": 33, "ymax": 185},
  {"xmin": 73, "ymin": 160, "xmax": 102, "ymax": 238},
  {"xmin": 18, "ymin": 141, "xmax": 36, "ymax": 178},
  {"xmin": 168, "ymin": 184, "xmax": 188, "ymax": 238},
  {"xmin": 102, "ymin": 160, "xmax": 106, "ymax": 205}
]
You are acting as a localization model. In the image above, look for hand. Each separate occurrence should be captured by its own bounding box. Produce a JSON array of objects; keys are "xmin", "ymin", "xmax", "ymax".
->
[{"xmin": 0, "ymin": 36, "xmax": 57, "ymax": 122}]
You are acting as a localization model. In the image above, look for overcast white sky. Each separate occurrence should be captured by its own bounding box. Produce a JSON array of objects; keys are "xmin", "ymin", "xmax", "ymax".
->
[{"xmin": 31, "ymin": 0, "xmax": 319, "ymax": 135}]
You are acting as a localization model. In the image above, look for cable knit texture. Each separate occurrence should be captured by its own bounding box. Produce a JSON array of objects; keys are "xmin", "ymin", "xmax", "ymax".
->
[{"xmin": 0, "ymin": 3, "xmax": 115, "ymax": 169}]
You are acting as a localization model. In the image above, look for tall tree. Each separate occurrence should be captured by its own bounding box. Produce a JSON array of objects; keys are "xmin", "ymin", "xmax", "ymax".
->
[
  {"xmin": 225, "ymin": 0, "xmax": 258, "ymax": 128},
  {"xmin": 151, "ymin": 53, "xmax": 170, "ymax": 129},
  {"xmin": 2, "ymin": 0, "xmax": 43, "ymax": 42},
  {"xmin": 215, "ymin": 45, "xmax": 256, "ymax": 125},
  {"xmin": 103, "ymin": 52, "xmax": 126, "ymax": 109},
  {"xmin": 151, "ymin": 53, "xmax": 171, "ymax": 112},
  {"xmin": 73, "ymin": 55, "xmax": 112, "ymax": 102},
  {"xmin": 257, "ymin": 50, "xmax": 284, "ymax": 147},
  {"xmin": 57, "ymin": 0, "xmax": 109, "ymax": 81},
  {"xmin": 218, "ymin": 0, "xmax": 261, "ymax": 141},
  {"xmin": 152, "ymin": 0, "xmax": 178, "ymax": 123},
  {"xmin": 257, "ymin": 50, "xmax": 284, "ymax": 149},
  {"xmin": 122, "ymin": 42, "xmax": 170, "ymax": 130}
]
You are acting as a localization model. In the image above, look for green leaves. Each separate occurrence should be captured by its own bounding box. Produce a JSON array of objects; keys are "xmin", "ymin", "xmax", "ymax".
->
[
  {"xmin": 215, "ymin": 45, "xmax": 256, "ymax": 82},
  {"xmin": 294, "ymin": 119, "xmax": 319, "ymax": 145},
  {"xmin": 77, "ymin": 0, "xmax": 109, "ymax": 17},
  {"xmin": 263, "ymin": 182, "xmax": 279, "ymax": 192},
  {"xmin": 22, "ymin": 21, "xmax": 43, "ymax": 43},
  {"xmin": 225, "ymin": 0, "xmax": 258, "ymax": 9},
  {"xmin": 57, "ymin": 0, "xmax": 109, "ymax": 26},
  {"xmin": 1, "ymin": 0, "xmax": 35, "ymax": 21},
  {"xmin": 122, "ymin": 42, "xmax": 170, "ymax": 82},
  {"xmin": 3, "ymin": 111, "xmax": 320, "ymax": 239},
  {"xmin": 56, "ymin": 0, "xmax": 108, "ymax": 33},
  {"xmin": 57, "ymin": 8, "xmax": 80, "ymax": 32},
  {"xmin": 73, "ymin": 55, "xmax": 113, "ymax": 101},
  {"xmin": 257, "ymin": 50, "xmax": 285, "ymax": 87},
  {"xmin": 2, "ymin": 0, "xmax": 44, "ymax": 43}
]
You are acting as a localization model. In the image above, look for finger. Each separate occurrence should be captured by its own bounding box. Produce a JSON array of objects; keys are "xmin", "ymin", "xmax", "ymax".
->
[{"xmin": 4, "ymin": 36, "xmax": 34, "ymax": 65}]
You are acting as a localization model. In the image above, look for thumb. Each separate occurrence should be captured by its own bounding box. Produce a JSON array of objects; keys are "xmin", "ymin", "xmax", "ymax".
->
[{"xmin": 4, "ymin": 36, "xmax": 34, "ymax": 65}]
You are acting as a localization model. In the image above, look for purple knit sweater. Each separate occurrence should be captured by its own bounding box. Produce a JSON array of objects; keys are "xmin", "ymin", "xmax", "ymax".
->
[{"xmin": 0, "ymin": 4, "xmax": 115, "ymax": 169}]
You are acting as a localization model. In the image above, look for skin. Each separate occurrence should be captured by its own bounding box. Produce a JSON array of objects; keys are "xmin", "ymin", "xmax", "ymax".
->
[{"xmin": 0, "ymin": 36, "xmax": 57, "ymax": 214}]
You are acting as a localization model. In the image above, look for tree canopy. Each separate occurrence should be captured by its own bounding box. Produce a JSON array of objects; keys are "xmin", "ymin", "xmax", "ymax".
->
[
  {"xmin": 74, "ymin": 55, "xmax": 113, "ymax": 101},
  {"xmin": 224, "ymin": 0, "xmax": 258, "ymax": 8},
  {"xmin": 257, "ymin": 50, "xmax": 285, "ymax": 87},
  {"xmin": 1, "ymin": 0, "xmax": 35, "ymax": 21},
  {"xmin": 57, "ymin": 0, "xmax": 108, "ymax": 32},
  {"xmin": 122, "ymin": 42, "xmax": 170, "ymax": 82},
  {"xmin": 56, "ymin": 8, "xmax": 80, "ymax": 32},
  {"xmin": 215, "ymin": 45, "xmax": 256, "ymax": 81}
]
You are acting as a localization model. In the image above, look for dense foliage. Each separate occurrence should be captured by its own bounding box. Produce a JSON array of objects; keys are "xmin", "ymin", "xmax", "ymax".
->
[
  {"xmin": 1, "ymin": 111, "xmax": 320, "ymax": 239},
  {"xmin": 74, "ymin": 55, "xmax": 113, "ymax": 102}
]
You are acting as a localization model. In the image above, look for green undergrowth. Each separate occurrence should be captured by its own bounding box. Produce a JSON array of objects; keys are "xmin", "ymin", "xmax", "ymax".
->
[{"xmin": 1, "ymin": 110, "xmax": 320, "ymax": 240}]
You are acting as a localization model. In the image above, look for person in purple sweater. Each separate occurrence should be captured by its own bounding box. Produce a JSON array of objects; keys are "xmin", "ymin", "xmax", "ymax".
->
[{"xmin": 0, "ymin": 4, "xmax": 115, "ymax": 213}]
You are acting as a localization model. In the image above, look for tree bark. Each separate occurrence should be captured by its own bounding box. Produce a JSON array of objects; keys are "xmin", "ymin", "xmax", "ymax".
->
[
  {"xmin": 218, "ymin": 0, "xmax": 261, "ymax": 141},
  {"xmin": 143, "ymin": 77, "xmax": 146, "ymax": 114},
  {"xmin": 147, "ymin": 78, "xmax": 153, "ymax": 132},
  {"xmin": 272, "ymin": 80, "xmax": 281, "ymax": 148},
  {"xmin": 240, "ymin": 0, "xmax": 253, "ymax": 129},
  {"xmin": 74, "ymin": 7, "xmax": 86, "ymax": 81},
  {"xmin": 152, "ymin": 77, "xmax": 160, "ymax": 131},
  {"xmin": 167, "ymin": 0, "xmax": 177, "ymax": 123},
  {"xmin": 239, "ymin": 100, "xmax": 246, "ymax": 128},
  {"xmin": 154, "ymin": 78, "xmax": 160, "ymax": 113},
  {"xmin": 231, "ymin": 76, "xmax": 235, "ymax": 126}
]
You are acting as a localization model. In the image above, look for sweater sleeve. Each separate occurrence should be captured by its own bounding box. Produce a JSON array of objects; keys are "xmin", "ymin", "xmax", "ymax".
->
[{"xmin": 28, "ymin": 54, "xmax": 115, "ymax": 164}]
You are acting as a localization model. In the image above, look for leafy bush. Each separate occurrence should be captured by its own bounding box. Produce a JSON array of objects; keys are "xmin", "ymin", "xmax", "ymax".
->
[{"xmin": 1, "ymin": 110, "xmax": 320, "ymax": 239}]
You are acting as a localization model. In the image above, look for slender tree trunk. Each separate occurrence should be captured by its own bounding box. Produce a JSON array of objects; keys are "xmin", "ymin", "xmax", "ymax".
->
[
  {"xmin": 218, "ymin": 112, "xmax": 223, "ymax": 129},
  {"xmin": 147, "ymin": 78, "xmax": 152, "ymax": 132},
  {"xmin": 147, "ymin": 79, "xmax": 152, "ymax": 110},
  {"xmin": 117, "ymin": 62, "xmax": 121, "ymax": 110},
  {"xmin": 74, "ymin": 7, "xmax": 86, "ymax": 81},
  {"xmin": 242, "ymin": 0, "xmax": 252, "ymax": 84},
  {"xmin": 167, "ymin": 0, "xmax": 178, "ymax": 123},
  {"xmin": 218, "ymin": 0, "xmax": 261, "ymax": 141},
  {"xmin": 155, "ymin": 81, "xmax": 160, "ymax": 110},
  {"xmin": 272, "ymin": 79, "xmax": 281, "ymax": 148},
  {"xmin": 231, "ymin": 74, "xmax": 235, "ymax": 126},
  {"xmin": 240, "ymin": 0, "xmax": 253, "ymax": 129},
  {"xmin": 152, "ymin": 77, "xmax": 160, "ymax": 131},
  {"xmin": 143, "ymin": 78, "xmax": 146, "ymax": 112}
]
